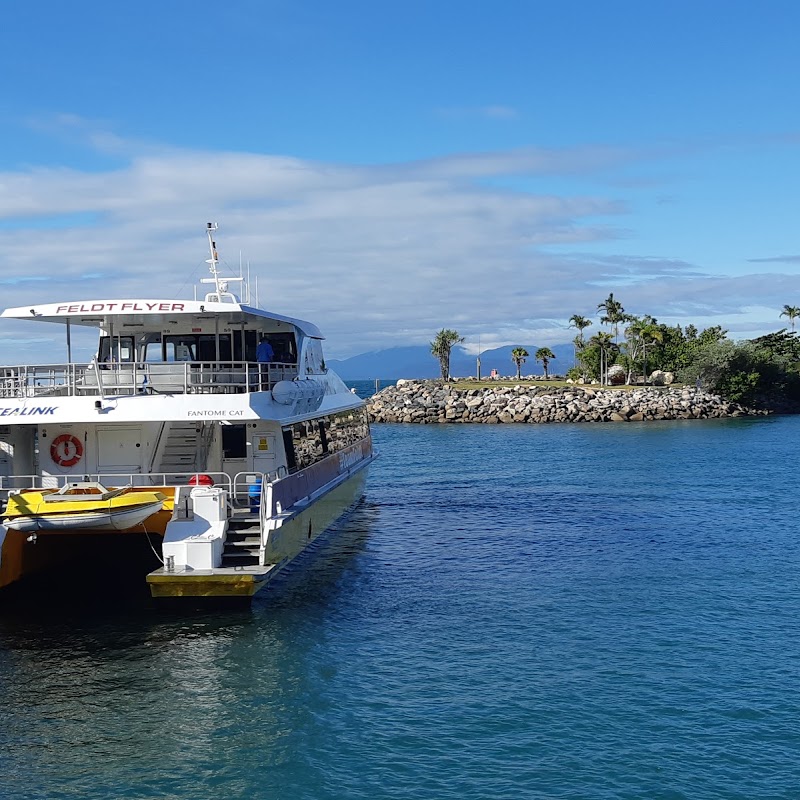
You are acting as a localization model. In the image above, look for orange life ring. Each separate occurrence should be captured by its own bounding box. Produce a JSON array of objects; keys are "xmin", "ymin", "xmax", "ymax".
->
[{"xmin": 50, "ymin": 434, "xmax": 83, "ymax": 467}]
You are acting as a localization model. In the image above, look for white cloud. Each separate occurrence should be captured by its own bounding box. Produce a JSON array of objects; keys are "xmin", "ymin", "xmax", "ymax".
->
[{"xmin": 0, "ymin": 124, "xmax": 798, "ymax": 363}]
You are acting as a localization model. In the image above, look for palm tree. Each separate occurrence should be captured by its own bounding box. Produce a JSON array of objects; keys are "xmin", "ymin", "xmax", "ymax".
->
[
  {"xmin": 597, "ymin": 292, "xmax": 626, "ymax": 343},
  {"xmin": 430, "ymin": 329, "xmax": 464, "ymax": 380},
  {"xmin": 640, "ymin": 323, "xmax": 663, "ymax": 383},
  {"xmin": 589, "ymin": 332, "xmax": 614, "ymax": 385},
  {"xmin": 511, "ymin": 347, "xmax": 529, "ymax": 380},
  {"xmin": 623, "ymin": 315, "xmax": 662, "ymax": 384},
  {"xmin": 569, "ymin": 314, "xmax": 592, "ymax": 343},
  {"xmin": 780, "ymin": 305, "xmax": 800, "ymax": 332},
  {"xmin": 569, "ymin": 314, "xmax": 592, "ymax": 368},
  {"xmin": 573, "ymin": 334, "xmax": 589, "ymax": 381},
  {"xmin": 535, "ymin": 347, "xmax": 555, "ymax": 379}
]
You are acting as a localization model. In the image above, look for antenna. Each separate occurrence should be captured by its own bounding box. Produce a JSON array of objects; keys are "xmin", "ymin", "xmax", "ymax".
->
[
  {"xmin": 205, "ymin": 222, "xmax": 221, "ymax": 296},
  {"xmin": 198, "ymin": 222, "xmax": 244, "ymax": 303}
]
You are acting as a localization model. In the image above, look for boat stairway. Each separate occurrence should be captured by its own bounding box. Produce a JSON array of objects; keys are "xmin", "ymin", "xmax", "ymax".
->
[
  {"xmin": 157, "ymin": 422, "xmax": 200, "ymax": 482},
  {"xmin": 221, "ymin": 517, "xmax": 263, "ymax": 567}
]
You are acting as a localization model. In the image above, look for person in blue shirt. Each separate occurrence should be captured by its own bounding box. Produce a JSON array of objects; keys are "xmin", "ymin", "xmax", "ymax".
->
[
  {"xmin": 256, "ymin": 336, "xmax": 274, "ymax": 363},
  {"xmin": 256, "ymin": 336, "xmax": 274, "ymax": 390}
]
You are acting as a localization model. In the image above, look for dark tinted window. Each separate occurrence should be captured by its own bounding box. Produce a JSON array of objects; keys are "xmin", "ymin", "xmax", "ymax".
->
[
  {"xmin": 222, "ymin": 425, "xmax": 247, "ymax": 459},
  {"xmin": 281, "ymin": 408, "xmax": 369, "ymax": 473}
]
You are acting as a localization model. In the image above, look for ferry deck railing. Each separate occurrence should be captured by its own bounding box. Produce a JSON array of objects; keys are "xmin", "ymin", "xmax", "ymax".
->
[
  {"xmin": 0, "ymin": 361, "xmax": 298, "ymax": 399},
  {"xmin": 0, "ymin": 469, "xmax": 286, "ymax": 506}
]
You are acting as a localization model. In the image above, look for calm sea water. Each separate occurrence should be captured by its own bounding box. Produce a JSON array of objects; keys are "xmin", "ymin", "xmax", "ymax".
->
[
  {"xmin": 347, "ymin": 378, "xmax": 394, "ymax": 398},
  {"xmin": 2, "ymin": 416, "xmax": 800, "ymax": 799}
]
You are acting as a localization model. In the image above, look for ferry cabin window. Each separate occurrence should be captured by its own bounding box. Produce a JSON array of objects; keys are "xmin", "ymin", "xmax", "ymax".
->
[
  {"xmin": 99, "ymin": 336, "xmax": 134, "ymax": 363},
  {"xmin": 240, "ymin": 330, "xmax": 257, "ymax": 362},
  {"xmin": 140, "ymin": 333, "xmax": 163, "ymax": 363},
  {"xmin": 222, "ymin": 425, "xmax": 247, "ymax": 459},
  {"xmin": 196, "ymin": 335, "xmax": 232, "ymax": 363},
  {"xmin": 282, "ymin": 429, "xmax": 297, "ymax": 473},
  {"xmin": 282, "ymin": 408, "xmax": 370, "ymax": 473},
  {"xmin": 159, "ymin": 332, "xmax": 255, "ymax": 363},
  {"xmin": 164, "ymin": 336, "xmax": 197, "ymax": 362},
  {"xmin": 264, "ymin": 332, "xmax": 297, "ymax": 364},
  {"xmin": 163, "ymin": 334, "xmax": 233, "ymax": 363},
  {"xmin": 155, "ymin": 331, "xmax": 297, "ymax": 364}
]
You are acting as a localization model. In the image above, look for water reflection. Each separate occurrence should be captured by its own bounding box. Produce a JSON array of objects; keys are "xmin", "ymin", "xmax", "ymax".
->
[{"xmin": 0, "ymin": 501, "xmax": 378, "ymax": 799}]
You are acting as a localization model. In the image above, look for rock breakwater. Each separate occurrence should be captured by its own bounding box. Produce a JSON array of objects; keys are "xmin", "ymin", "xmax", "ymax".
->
[{"xmin": 367, "ymin": 381, "xmax": 761, "ymax": 424}]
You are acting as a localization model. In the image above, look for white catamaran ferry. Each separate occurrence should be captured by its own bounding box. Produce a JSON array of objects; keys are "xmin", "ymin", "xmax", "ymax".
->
[{"xmin": 0, "ymin": 224, "xmax": 375, "ymax": 600}]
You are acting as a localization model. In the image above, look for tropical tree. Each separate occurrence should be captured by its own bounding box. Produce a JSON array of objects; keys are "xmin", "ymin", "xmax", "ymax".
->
[
  {"xmin": 569, "ymin": 314, "xmax": 592, "ymax": 343},
  {"xmin": 573, "ymin": 334, "xmax": 589, "ymax": 381},
  {"xmin": 750, "ymin": 329, "xmax": 800, "ymax": 360},
  {"xmin": 640, "ymin": 322, "xmax": 663, "ymax": 383},
  {"xmin": 678, "ymin": 339, "xmax": 800, "ymax": 406},
  {"xmin": 597, "ymin": 292, "xmax": 626, "ymax": 343},
  {"xmin": 589, "ymin": 331, "xmax": 615, "ymax": 385},
  {"xmin": 622, "ymin": 317, "xmax": 645, "ymax": 384},
  {"xmin": 623, "ymin": 315, "xmax": 662, "ymax": 383},
  {"xmin": 535, "ymin": 347, "xmax": 556, "ymax": 379},
  {"xmin": 650, "ymin": 324, "xmax": 727, "ymax": 374},
  {"xmin": 430, "ymin": 329, "xmax": 464, "ymax": 380},
  {"xmin": 511, "ymin": 347, "xmax": 529, "ymax": 380},
  {"xmin": 780, "ymin": 305, "xmax": 800, "ymax": 331},
  {"xmin": 569, "ymin": 314, "xmax": 592, "ymax": 368}
]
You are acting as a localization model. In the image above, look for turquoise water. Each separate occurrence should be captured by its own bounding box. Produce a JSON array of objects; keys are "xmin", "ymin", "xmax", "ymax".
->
[{"xmin": 2, "ymin": 417, "xmax": 800, "ymax": 799}]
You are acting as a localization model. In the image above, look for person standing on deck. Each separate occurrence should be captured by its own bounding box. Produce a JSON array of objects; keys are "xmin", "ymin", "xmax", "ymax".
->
[{"xmin": 256, "ymin": 335, "xmax": 274, "ymax": 390}]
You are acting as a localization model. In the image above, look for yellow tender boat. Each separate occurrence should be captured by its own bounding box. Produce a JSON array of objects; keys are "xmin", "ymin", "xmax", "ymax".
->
[{"xmin": 3, "ymin": 482, "xmax": 166, "ymax": 533}]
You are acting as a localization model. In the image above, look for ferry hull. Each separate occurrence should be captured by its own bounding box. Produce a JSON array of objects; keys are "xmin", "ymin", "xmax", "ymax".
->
[
  {"xmin": 0, "ymin": 501, "xmax": 173, "ymax": 592},
  {"xmin": 0, "ymin": 528, "xmax": 163, "ymax": 596},
  {"xmin": 265, "ymin": 467, "xmax": 370, "ymax": 565}
]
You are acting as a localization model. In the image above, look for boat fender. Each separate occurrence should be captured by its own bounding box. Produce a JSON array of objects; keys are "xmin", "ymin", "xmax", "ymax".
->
[{"xmin": 50, "ymin": 434, "xmax": 83, "ymax": 467}]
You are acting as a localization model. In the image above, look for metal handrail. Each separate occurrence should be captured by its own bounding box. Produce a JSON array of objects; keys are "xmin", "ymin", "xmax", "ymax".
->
[
  {"xmin": 0, "ymin": 471, "xmax": 233, "ymax": 493},
  {"xmin": 230, "ymin": 468, "xmax": 287, "ymax": 508},
  {"xmin": 0, "ymin": 361, "xmax": 300, "ymax": 399},
  {"xmin": 148, "ymin": 421, "xmax": 169, "ymax": 473}
]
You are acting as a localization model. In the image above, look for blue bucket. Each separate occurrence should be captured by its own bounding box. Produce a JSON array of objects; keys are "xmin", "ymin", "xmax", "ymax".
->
[{"xmin": 248, "ymin": 475, "xmax": 263, "ymax": 512}]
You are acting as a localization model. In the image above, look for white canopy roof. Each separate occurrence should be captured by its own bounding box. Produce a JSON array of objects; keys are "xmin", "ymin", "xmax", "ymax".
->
[{"xmin": 1, "ymin": 299, "xmax": 324, "ymax": 339}]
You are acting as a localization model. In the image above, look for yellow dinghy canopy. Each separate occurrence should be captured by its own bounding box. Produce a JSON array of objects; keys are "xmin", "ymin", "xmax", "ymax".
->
[{"xmin": 41, "ymin": 482, "xmax": 134, "ymax": 503}]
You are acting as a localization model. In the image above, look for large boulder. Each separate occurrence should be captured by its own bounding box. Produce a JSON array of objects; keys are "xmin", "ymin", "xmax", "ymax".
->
[
  {"xmin": 607, "ymin": 365, "xmax": 626, "ymax": 385},
  {"xmin": 649, "ymin": 370, "xmax": 674, "ymax": 386}
]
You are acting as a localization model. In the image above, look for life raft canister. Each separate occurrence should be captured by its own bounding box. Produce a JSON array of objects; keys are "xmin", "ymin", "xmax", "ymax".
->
[{"xmin": 50, "ymin": 434, "xmax": 83, "ymax": 467}]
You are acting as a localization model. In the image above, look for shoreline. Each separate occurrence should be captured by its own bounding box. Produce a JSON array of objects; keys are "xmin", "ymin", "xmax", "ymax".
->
[{"xmin": 366, "ymin": 380, "xmax": 765, "ymax": 424}]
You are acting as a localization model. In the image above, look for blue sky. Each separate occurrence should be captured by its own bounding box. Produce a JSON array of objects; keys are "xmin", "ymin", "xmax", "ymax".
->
[{"xmin": 2, "ymin": 0, "xmax": 800, "ymax": 360}]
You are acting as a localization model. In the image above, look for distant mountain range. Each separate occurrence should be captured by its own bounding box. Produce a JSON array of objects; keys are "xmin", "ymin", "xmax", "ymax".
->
[{"xmin": 328, "ymin": 343, "xmax": 576, "ymax": 380}]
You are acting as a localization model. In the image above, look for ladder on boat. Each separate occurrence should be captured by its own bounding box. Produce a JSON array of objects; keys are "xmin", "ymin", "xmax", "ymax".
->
[{"xmin": 220, "ymin": 514, "xmax": 262, "ymax": 567}]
